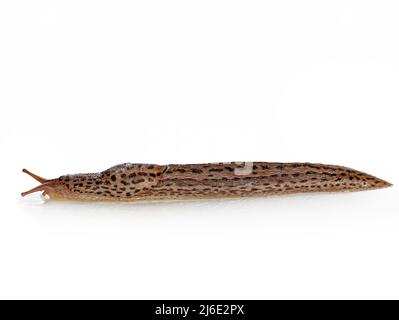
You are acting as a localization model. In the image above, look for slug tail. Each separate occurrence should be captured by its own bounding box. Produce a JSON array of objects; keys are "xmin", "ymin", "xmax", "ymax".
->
[{"xmin": 367, "ymin": 176, "xmax": 392, "ymax": 189}]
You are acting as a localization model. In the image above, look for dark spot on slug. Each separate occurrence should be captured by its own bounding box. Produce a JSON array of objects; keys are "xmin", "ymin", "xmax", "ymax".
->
[
  {"xmin": 191, "ymin": 168, "xmax": 203, "ymax": 174},
  {"xmin": 111, "ymin": 175, "xmax": 116, "ymax": 181},
  {"xmin": 307, "ymin": 164, "xmax": 321, "ymax": 169}
]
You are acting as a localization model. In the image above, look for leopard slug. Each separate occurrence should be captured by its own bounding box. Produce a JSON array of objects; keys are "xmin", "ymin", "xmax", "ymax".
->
[{"xmin": 21, "ymin": 162, "xmax": 392, "ymax": 202}]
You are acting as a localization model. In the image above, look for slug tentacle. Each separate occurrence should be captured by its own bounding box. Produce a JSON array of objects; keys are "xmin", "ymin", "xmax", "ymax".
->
[
  {"xmin": 21, "ymin": 169, "xmax": 59, "ymax": 198},
  {"xmin": 21, "ymin": 184, "xmax": 47, "ymax": 197},
  {"xmin": 22, "ymin": 168, "xmax": 48, "ymax": 183},
  {"xmin": 21, "ymin": 162, "xmax": 392, "ymax": 202}
]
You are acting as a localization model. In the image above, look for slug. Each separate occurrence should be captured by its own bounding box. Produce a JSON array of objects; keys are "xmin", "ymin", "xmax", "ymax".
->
[{"xmin": 21, "ymin": 162, "xmax": 392, "ymax": 202}]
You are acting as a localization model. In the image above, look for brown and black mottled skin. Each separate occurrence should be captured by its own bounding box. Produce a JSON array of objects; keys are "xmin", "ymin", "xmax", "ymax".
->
[{"xmin": 21, "ymin": 162, "xmax": 392, "ymax": 202}]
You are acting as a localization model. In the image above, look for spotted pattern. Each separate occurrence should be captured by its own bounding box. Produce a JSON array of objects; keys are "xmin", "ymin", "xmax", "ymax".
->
[{"xmin": 39, "ymin": 162, "xmax": 391, "ymax": 201}]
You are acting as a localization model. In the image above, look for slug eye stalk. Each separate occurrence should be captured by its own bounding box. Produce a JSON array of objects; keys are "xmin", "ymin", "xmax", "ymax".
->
[
  {"xmin": 21, "ymin": 169, "xmax": 51, "ymax": 197},
  {"xmin": 22, "ymin": 168, "xmax": 48, "ymax": 184}
]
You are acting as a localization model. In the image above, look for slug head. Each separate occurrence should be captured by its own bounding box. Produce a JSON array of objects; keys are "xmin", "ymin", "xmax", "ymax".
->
[
  {"xmin": 21, "ymin": 169, "xmax": 68, "ymax": 199},
  {"xmin": 21, "ymin": 163, "xmax": 163, "ymax": 201}
]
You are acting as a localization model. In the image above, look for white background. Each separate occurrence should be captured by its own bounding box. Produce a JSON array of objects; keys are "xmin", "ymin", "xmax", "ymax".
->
[{"xmin": 0, "ymin": 1, "xmax": 398, "ymax": 299}]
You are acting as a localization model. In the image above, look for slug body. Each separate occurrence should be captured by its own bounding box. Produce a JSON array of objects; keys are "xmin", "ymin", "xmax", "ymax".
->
[{"xmin": 21, "ymin": 162, "xmax": 392, "ymax": 202}]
